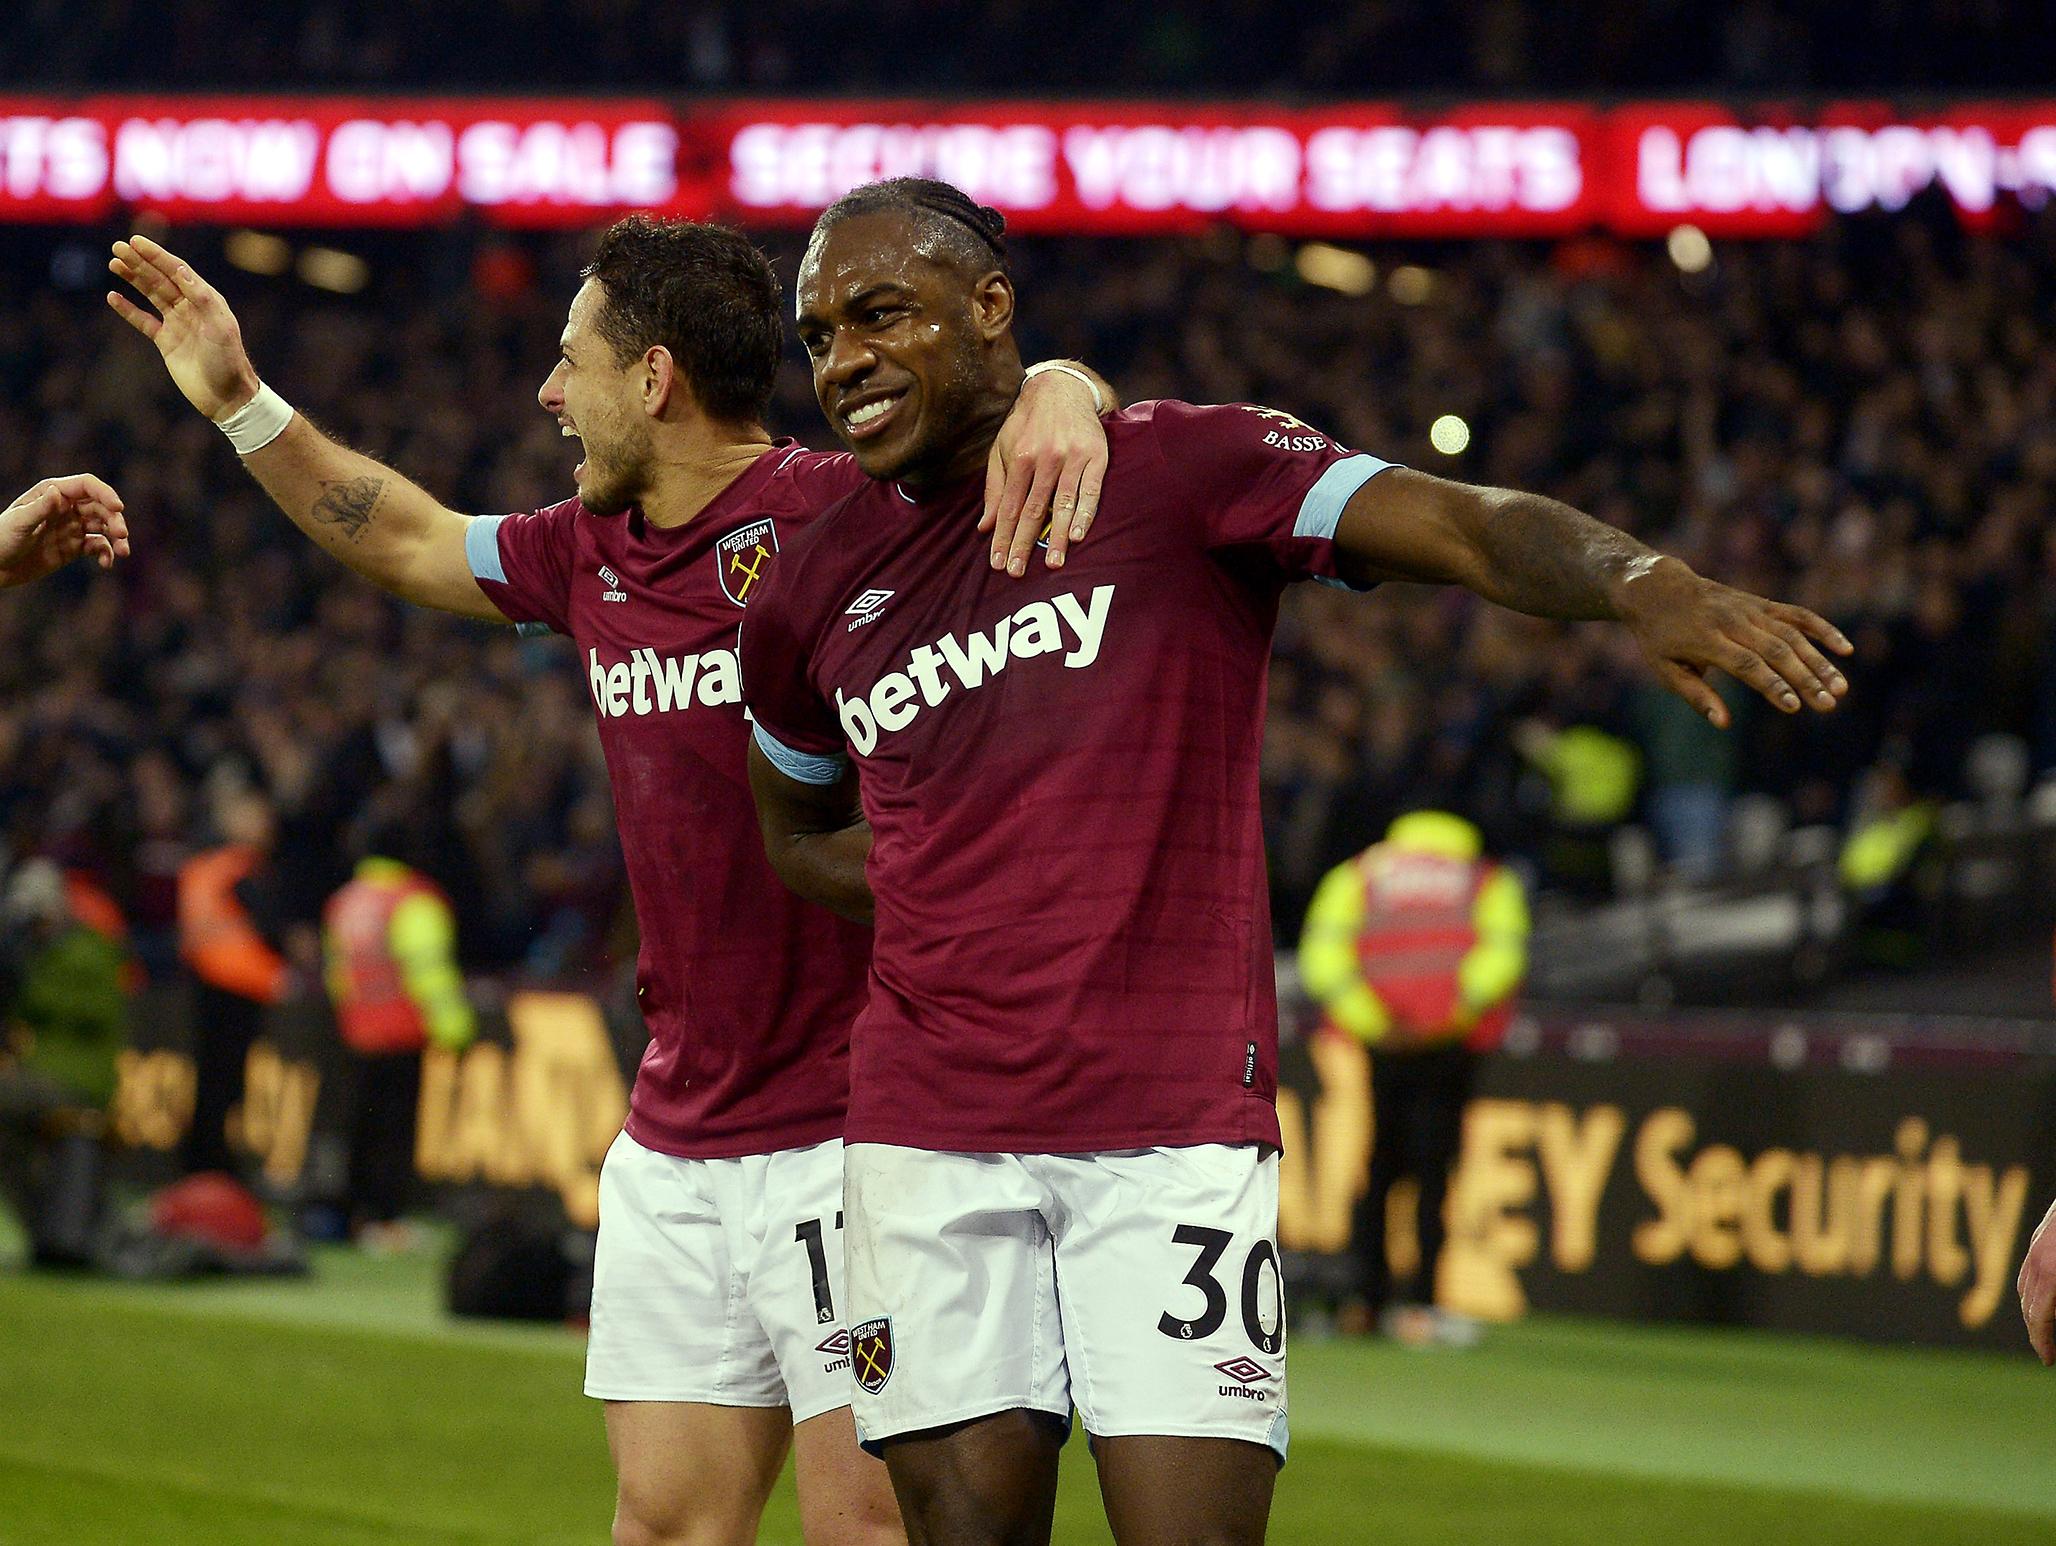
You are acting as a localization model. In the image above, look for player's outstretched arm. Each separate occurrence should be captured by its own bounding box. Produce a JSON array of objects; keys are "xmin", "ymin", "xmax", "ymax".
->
[
  {"xmin": 1333, "ymin": 468, "xmax": 1852, "ymax": 729},
  {"xmin": 0, "ymin": 475, "xmax": 130, "ymax": 588},
  {"xmin": 745, "ymin": 740, "xmax": 874, "ymax": 924},
  {"xmin": 2021, "ymin": 1195, "xmax": 2056, "ymax": 1365},
  {"xmin": 106, "ymin": 235, "xmax": 504, "ymax": 622},
  {"xmin": 982, "ymin": 361, "xmax": 1118, "ymax": 577}
]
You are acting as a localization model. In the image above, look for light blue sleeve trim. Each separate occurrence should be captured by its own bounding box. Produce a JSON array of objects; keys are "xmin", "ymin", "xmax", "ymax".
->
[
  {"xmin": 752, "ymin": 722, "xmax": 848, "ymax": 786},
  {"xmin": 465, "ymin": 514, "xmax": 509, "ymax": 584},
  {"xmin": 1293, "ymin": 453, "xmax": 1394, "ymax": 542},
  {"xmin": 465, "ymin": 514, "xmax": 549, "ymax": 633}
]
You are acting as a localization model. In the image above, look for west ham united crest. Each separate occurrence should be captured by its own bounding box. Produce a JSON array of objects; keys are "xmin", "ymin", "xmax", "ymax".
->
[
  {"xmin": 851, "ymin": 1317, "xmax": 894, "ymax": 1395},
  {"xmin": 717, "ymin": 519, "xmax": 778, "ymax": 607}
]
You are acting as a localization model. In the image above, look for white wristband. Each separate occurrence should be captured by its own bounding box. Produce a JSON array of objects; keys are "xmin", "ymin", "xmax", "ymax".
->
[
  {"xmin": 216, "ymin": 383, "xmax": 295, "ymax": 455},
  {"xmin": 1023, "ymin": 361, "xmax": 1110, "ymax": 415}
]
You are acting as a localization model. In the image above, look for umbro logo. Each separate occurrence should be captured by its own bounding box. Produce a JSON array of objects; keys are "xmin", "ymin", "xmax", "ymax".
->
[
  {"xmin": 598, "ymin": 565, "xmax": 626, "ymax": 603},
  {"xmin": 1215, "ymin": 1355, "xmax": 1277, "ymax": 1403},
  {"xmin": 846, "ymin": 588, "xmax": 895, "ymax": 631},
  {"xmin": 1214, "ymin": 1357, "xmax": 1275, "ymax": 1385},
  {"xmin": 816, "ymin": 1328, "xmax": 851, "ymax": 1374}
]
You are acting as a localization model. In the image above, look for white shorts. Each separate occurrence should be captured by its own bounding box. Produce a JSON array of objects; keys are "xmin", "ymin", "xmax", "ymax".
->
[
  {"xmin": 842, "ymin": 1143, "xmax": 1287, "ymax": 1462},
  {"xmin": 584, "ymin": 1130, "xmax": 854, "ymax": 1423}
]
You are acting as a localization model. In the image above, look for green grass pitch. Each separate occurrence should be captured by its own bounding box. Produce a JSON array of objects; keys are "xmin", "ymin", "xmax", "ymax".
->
[{"xmin": 0, "ymin": 1244, "xmax": 2047, "ymax": 1544}]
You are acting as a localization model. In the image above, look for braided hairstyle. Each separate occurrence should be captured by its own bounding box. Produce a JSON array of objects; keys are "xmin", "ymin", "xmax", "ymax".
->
[{"xmin": 810, "ymin": 177, "xmax": 1011, "ymax": 280}]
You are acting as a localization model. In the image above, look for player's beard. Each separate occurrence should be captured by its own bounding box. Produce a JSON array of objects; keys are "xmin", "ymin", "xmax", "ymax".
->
[
  {"xmin": 578, "ymin": 425, "xmax": 653, "ymax": 518},
  {"xmin": 866, "ymin": 342, "xmax": 1003, "ymax": 487}
]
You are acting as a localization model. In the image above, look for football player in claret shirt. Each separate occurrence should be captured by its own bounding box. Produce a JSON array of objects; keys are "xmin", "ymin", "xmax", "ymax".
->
[
  {"xmin": 741, "ymin": 177, "xmax": 1854, "ymax": 1546},
  {"xmin": 109, "ymin": 219, "xmax": 1113, "ymax": 1546}
]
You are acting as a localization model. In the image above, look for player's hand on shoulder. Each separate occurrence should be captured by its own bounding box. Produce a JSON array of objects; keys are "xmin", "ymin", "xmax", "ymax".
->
[
  {"xmin": 983, "ymin": 366, "xmax": 1110, "ymax": 578},
  {"xmin": 0, "ymin": 474, "xmax": 130, "ymax": 588},
  {"xmin": 1614, "ymin": 557, "xmax": 1852, "ymax": 729},
  {"xmin": 107, "ymin": 233, "xmax": 263, "ymax": 422}
]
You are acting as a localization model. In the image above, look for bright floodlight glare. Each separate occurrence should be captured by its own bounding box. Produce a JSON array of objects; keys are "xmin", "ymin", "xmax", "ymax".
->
[
  {"xmin": 1389, "ymin": 265, "xmax": 1435, "ymax": 305},
  {"xmin": 224, "ymin": 230, "xmax": 292, "ymax": 277},
  {"xmin": 299, "ymin": 246, "xmax": 370, "ymax": 294},
  {"xmin": 1294, "ymin": 242, "xmax": 1376, "ymax": 296},
  {"xmin": 1429, "ymin": 414, "xmax": 1471, "ymax": 456},
  {"xmin": 1667, "ymin": 224, "xmax": 1713, "ymax": 273}
]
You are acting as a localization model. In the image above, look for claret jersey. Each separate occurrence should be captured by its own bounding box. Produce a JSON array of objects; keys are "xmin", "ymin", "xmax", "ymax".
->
[
  {"xmin": 743, "ymin": 401, "xmax": 1393, "ymax": 1154},
  {"xmin": 468, "ymin": 441, "xmax": 873, "ymax": 1158}
]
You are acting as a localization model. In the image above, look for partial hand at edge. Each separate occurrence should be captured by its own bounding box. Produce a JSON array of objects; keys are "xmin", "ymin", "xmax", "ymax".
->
[
  {"xmin": 2020, "ymin": 1195, "xmax": 2056, "ymax": 1365},
  {"xmin": 1614, "ymin": 557, "xmax": 1853, "ymax": 729},
  {"xmin": 0, "ymin": 474, "xmax": 131, "ymax": 588}
]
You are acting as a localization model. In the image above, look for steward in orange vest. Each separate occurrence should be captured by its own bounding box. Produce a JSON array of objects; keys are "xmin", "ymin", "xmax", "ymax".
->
[
  {"xmin": 177, "ymin": 844, "xmax": 285, "ymax": 1006},
  {"xmin": 1297, "ymin": 811, "xmax": 1529, "ymax": 1340},
  {"xmin": 323, "ymin": 858, "xmax": 473, "ymax": 1055},
  {"xmin": 175, "ymin": 788, "xmax": 289, "ymax": 1177},
  {"xmin": 1298, "ymin": 811, "xmax": 1528, "ymax": 1051},
  {"xmin": 322, "ymin": 854, "xmax": 474, "ymax": 1235}
]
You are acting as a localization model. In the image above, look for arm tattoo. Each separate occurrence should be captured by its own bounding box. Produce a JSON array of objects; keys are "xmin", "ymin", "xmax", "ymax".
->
[{"xmin": 310, "ymin": 475, "xmax": 385, "ymax": 541}]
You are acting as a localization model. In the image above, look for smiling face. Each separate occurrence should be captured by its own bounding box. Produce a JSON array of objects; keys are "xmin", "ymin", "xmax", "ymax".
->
[
  {"xmin": 795, "ymin": 210, "xmax": 1019, "ymax": 485},
  {"xmin": 537, "ymin": 279, "xmax": 656, "ymax": 517}
]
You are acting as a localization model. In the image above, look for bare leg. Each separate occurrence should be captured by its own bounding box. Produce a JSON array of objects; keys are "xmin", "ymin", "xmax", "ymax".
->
[
  {"xmin": 604, "ymin": 1400, "xmax": 791, "ymax": 1546},
  {"xmin": 878, "ymin": 1409, "xmax": 1067, "ymax": 1546},
  {"xmin": 1093, "ymin": 1434, "xmax": 1276, "ymax": 1546},
  {"xmin": 792, "ymin": 1404, "xmax": 908, "ymax": 1546}
]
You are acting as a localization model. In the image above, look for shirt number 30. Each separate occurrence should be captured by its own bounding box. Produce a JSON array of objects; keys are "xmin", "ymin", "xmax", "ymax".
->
[{"xmin": 1157, "ymin": 1224, "xmax": 1285, "ymax": 1354}]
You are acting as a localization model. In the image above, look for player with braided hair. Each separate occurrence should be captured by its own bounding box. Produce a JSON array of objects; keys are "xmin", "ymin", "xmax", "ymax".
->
[
  {"xmin": 814, "ymin": 178, "xmax": 1014, "ymax": 278},
  {"xmin": 744, "ymin": 176, "xmax": 1851, "ymax": 1544},
  {"xmin": 804, "ymin": 180, "xmax": 1114, "ymax": 583}
]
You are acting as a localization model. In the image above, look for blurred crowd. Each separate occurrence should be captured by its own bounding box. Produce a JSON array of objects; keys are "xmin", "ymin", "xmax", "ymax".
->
[
  {"xmin": 5, "ymin": 0, "xmax": 2044, "ymax": 94},
  {"xmin": 1026, "ymin": 206, "xmax": 2056, "ymax": 927},
  {"xmin": 0, "ymin": 229, "xmax": 629, "ymax": 988},
  {"xmin": 2, "ymin": 198, "xmax": 2055, "ymax": 987}
]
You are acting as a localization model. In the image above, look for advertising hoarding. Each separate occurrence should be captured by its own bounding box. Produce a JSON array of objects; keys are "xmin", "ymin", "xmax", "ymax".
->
[{"xmin": 3, "ymin": 95, "xmax": 2052, "ymax": 238}]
